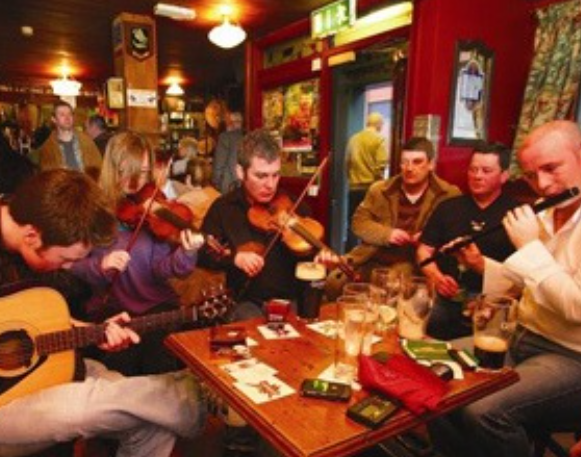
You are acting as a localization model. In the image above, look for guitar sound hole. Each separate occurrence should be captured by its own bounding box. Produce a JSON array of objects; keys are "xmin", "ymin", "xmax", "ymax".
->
[{"xmin": 0, "ymin": 330, "xmax": 34, "ymax": 370}]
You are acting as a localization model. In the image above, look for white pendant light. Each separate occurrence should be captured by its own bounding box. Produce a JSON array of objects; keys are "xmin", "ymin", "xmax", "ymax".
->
[
  {"xmin": 50, "ymin": 74, "xmax": 82, "ymax": 97},
  {"xmin": 208, "ymin": 6, "xmax": 246, "ymax": 49},
  {"xmin": 166, "ymin": 81, "xmax": 184, "ymax": 96}
]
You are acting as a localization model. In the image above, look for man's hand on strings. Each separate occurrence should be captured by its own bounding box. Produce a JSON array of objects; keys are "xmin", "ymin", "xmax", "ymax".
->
[
  {"xmin": 314, "ymin": 248, "xmax": 339, "ymax": 269},
  {"xmin": 181, "ymin": 229, "xmax": 205, "ymax": 255}
]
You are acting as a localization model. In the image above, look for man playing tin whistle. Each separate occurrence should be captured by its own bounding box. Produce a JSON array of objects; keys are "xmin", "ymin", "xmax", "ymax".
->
[{"xmin": 428, "ymin": 120, "xmax": 581, "ymax": 457}]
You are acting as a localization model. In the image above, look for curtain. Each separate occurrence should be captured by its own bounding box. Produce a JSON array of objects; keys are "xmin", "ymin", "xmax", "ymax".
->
[{"xmin": 511, "ymin": 0, "xmax": 581, "ymax": 175}]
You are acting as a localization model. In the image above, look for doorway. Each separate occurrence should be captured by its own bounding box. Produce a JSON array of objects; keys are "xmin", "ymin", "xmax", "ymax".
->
[{"xmin": 329, "ymin": 40, "xmax": 408, "ymax": 254}]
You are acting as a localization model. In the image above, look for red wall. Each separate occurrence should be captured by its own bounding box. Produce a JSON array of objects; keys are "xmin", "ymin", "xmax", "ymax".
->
[{"xmin": 405, "ymin": 0, "xmax": 536, "ymax": 190}]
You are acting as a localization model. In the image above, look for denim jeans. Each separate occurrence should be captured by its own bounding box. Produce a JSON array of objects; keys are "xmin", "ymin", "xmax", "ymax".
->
[
  {"xmin": 427, "ymin": 295, "xmax": 473, "ymax": 341},
  {"xmin": 0, "ymin": 360, "xmax": 206, "ymax": 457},
  {"xmin": 429, "ymin": 326, "xmax": 581, "ymax": 457}
]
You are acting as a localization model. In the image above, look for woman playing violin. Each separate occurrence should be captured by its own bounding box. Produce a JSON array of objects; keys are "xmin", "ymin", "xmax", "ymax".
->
[
  {"xmin": 200, "ymin": 128, "xmax": 336, "ymax": 321},
  {"xmin": 71, "ymin": 131, "xmax": 205, "ymax": 375}
]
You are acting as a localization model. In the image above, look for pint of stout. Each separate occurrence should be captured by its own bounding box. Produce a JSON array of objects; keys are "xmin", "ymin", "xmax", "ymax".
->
[
  {"xmin": 473, "ymin": 294, "xmax": 517, "ymax": 370},
  {"xmin": 474, "ymin": 335, "xmax": 509, "ymax": 370},
  {"xmin": 295, "ymin": 262, "xmax": 326, "ymax": 320}
]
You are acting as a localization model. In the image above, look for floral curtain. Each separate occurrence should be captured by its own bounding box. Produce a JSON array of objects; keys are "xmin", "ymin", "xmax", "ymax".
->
[{"xmin": 511, "ymin": 0, "xmax": 581, "ymax": 175}]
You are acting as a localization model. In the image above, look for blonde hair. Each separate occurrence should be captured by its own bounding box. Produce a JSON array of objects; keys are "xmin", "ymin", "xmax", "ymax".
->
[
  {"xmin": 99, "ymin": 131, "xmax": 154, "ymax": 204},
  {"xmin": 178, "ymin": 137, "xmax": 198, "ymax": 158}
]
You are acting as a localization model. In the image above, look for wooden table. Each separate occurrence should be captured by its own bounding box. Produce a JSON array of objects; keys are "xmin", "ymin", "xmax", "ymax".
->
[{"xmin": 166, "ymin": 309, "xmax": 518, "ymax": 457}]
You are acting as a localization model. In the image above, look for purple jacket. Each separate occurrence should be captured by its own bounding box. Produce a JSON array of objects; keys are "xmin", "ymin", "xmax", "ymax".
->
[{"xmin": 72, "ymin": 229, "xmax": 197, "ymax": 315}]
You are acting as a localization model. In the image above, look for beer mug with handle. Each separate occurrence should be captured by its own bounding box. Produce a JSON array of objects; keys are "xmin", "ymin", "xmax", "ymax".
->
[{"xmin": 473, "ymin": 294, "xmax": 517, "ymax": 370}]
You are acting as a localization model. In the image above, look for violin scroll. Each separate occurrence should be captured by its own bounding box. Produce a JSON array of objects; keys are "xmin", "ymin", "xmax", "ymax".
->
[{"xmin": 117, "ymin": 183, "xmax": 230, "ymax": 259}]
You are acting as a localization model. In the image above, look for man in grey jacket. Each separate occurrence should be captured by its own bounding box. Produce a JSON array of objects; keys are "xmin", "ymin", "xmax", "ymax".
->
[{"xmin": 213, "ymin": 111, "xmax": 243, "ymax": 194}]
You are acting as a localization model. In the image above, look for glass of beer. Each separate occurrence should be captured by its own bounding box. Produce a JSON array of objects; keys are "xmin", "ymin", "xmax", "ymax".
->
[
  {"xmin": 295, "ymin": 262, "xmax": 326, "ymax": 320},
  {"xmin": 342, "ymin": 282, "xmax": 383, "ymax": 353},
  {"xmin": 334, "ymin": 294, "xmax": 367, "ymax": 384},
  {"xmin": 397, "ymin": 277, "xmax": 434, "ymax": 340},
  {"xmin": 370, "ymin": 267, "xmax": 402, "ymax": 330},
  {"xmin": 473, "ymin": 294, "xmax": 517, "ymax": 370}
]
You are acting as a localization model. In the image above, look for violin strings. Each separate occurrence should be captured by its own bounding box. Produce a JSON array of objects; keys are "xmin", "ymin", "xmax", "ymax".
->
[{"xmin": 261, "ymin": 157, "xmax": 328, "ymax": 260}]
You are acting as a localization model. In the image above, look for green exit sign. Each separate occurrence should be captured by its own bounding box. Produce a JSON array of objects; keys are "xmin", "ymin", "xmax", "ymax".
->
[{"xmin": 311, "ymin": 0, "xmax": 355, "ymax": 39}]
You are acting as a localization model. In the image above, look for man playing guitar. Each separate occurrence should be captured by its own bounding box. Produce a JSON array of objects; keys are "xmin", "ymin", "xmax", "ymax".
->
[{"xmin": 0, "ymin": 169, "xmax": 205, "ymax": 457}]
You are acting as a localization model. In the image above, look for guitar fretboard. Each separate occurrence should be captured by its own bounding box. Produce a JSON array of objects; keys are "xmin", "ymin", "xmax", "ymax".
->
[{"xmin": 35, "ymin": 307, "xmax": 197, "ymax": 355}]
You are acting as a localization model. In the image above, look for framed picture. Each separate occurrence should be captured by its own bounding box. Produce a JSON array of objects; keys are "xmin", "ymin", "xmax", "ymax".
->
[
  {"xmin": 447, "ymin": 40, "xmax": 494, "ymax": 146},
  {"xmin": 106, "ymin": 77, "xmax": 125, "ymax": 109}
]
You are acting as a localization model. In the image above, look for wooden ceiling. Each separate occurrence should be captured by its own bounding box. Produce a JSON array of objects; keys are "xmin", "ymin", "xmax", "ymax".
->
[{"xmin": 0, "ymin": 0, "xmax": 333, "ymax": 94}]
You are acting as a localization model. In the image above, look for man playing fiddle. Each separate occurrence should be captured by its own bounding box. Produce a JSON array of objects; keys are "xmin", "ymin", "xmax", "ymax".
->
[{"xmin": 201, "ymin": 128, "xmax": 334, "ymax": 321}]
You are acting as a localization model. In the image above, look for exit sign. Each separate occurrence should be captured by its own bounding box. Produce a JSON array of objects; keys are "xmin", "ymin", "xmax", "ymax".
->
[{"xmin": 311, "ymin": 0, "xmax": 355, "ymax": 39}]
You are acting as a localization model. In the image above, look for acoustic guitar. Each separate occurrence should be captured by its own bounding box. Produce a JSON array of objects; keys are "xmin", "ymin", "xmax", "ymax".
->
[{"xmin": 0, "ymin": 287, "xmax": 233, "ymax": 408}]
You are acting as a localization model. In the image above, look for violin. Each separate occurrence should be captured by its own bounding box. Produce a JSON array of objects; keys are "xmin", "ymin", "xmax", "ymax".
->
[
  {"xmin": 117, "ymin": 183, "xmax": 230, "ymax": 258},
  {"xmin": 247, "ymin": 193, "xmax": 323, "ymax": 255},
  {"xmin": 247, "ymin": 193, "xmax": 360, "ymax": 281}
]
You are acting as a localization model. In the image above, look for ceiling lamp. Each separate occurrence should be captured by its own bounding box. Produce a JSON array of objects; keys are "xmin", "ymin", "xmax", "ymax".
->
[
  {"xmin": 208, "ymin": 6, "xmax": 246, "ymax": 49},
  {"xmin": 166, "ymin": 81, "xmax": 185, "ymax": 96},
  {"xmin": 50, "ymin": 74, "xmax": 82, "ymax": 97},
  {"xmin": 154, "ymin": 3, "xmax": 196, "ymax": 20}
]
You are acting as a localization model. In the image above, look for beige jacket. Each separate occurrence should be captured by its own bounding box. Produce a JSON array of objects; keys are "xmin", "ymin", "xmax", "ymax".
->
[
  {"xmin": 349, "ymin": 174, "xmax": 461, "ymax": 266},
  {"xmin": 36, "ymin": 131, "xmax": 102, "ymax": 180}
]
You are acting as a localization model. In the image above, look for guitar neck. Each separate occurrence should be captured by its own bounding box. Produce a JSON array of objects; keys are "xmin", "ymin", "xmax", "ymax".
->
[{"xmin": 36, "ymin": 307, "xmax": 197, "ymax": 356}]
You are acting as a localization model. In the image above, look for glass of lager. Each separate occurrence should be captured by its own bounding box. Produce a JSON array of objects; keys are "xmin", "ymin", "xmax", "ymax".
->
[
  {"xmin": 473, "ymin": 294, "xmax": 517, "ymax": 370},
  {"xmin": 334, "ymin": 294, "xmax": 367, "ymax": 384},
  {"xmin": 342, "ymin": 282, "xmax": 383, "ymax": 353}
]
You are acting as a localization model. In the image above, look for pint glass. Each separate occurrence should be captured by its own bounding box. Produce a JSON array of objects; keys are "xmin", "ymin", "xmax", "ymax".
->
[
  {"xmin": 473, "ymin": 294, "xmax": 517, "ymax": 370},
  {"xmin": 397, "ymin": 277, "xmax": 434, "ymax": 340},
  {"xmin": 334, "ymin": 295, "xmax": 368, "ymax": 383},
  {"xmin": 295, "ymin": 262, "xmax": 326, "ymax": 320}
]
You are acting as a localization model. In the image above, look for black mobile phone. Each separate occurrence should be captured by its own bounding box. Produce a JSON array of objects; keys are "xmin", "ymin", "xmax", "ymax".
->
[
  {"xmin": 300, "ymin": 379, "xmax": 352, "ymax": 402},
  {"xmin": 346, "ymin": 394, "xmax": 399, "ymax": 428}
]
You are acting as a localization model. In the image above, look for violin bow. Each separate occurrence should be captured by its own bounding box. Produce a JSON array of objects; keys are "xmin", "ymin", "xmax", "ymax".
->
[{"xmin": 261, "ymin": 156, "xmax": 329, "ymax": 260}]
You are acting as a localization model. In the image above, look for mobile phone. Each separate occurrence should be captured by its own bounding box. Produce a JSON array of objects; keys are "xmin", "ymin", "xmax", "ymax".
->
[
  {"xmin": 300, "ymin": 379, "xmax": 352, "ymax": 402},
  {"xmin": 346, "ymin": 394, "xmax": 399, "ymax": 428}
]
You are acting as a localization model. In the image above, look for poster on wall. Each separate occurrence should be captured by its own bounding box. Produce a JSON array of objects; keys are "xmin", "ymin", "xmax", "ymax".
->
[
  {"xmin": 262, "ymin": 79, "xmax": 320, "ymax": 176},
  {"xmin": 447, "ymin": 40, "xmax": 494, "ymax": 146},
  {"xmin": 127, "ymin": 89, "xmax": 157, "ymax": 108},
  {"xmin": 106, "ymin": 78, "xmax": 125, "ymax": 109}
]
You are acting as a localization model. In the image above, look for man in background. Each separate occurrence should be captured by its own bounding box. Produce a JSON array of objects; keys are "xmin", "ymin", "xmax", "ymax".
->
[
  {"xmin": 85, "ymin": 114, "xmax": 112, "ymax": 156},
  {"xmin": 213, "ymin": 111, "xmax": 243, "ymax": 194},
  {"xmin": 345, "ymin": 112, "xmax": 389, "ymax": 249},
  {"xmin": 35, "ymin": 100, "xmax": 102, "ymax": 179}
]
